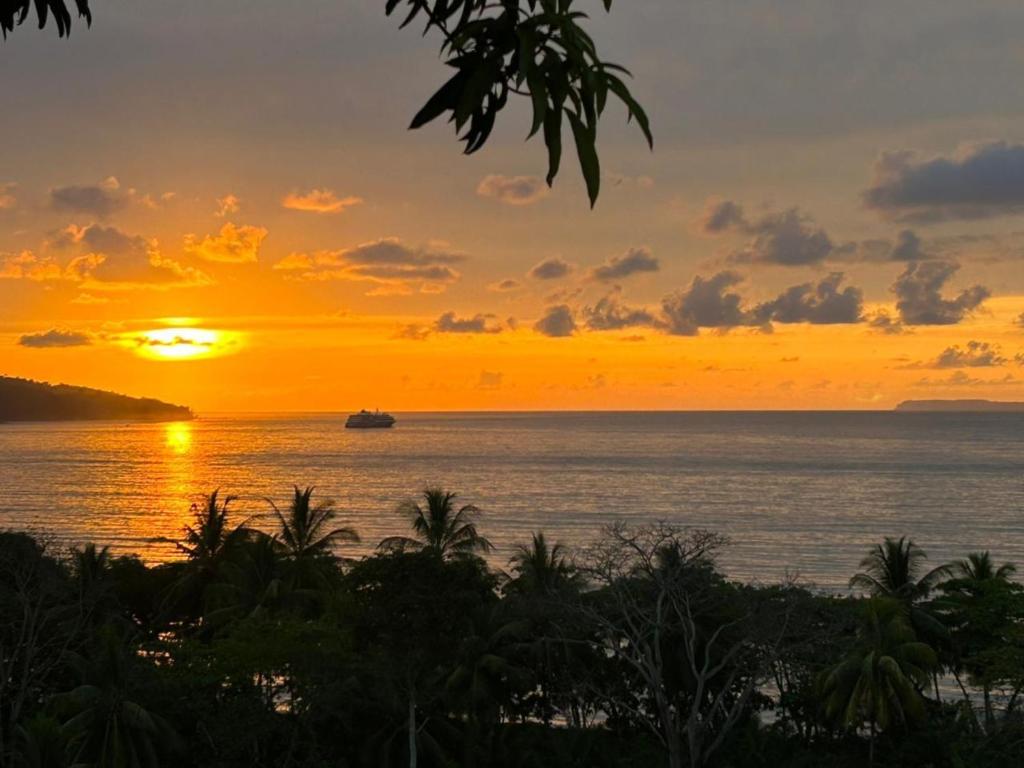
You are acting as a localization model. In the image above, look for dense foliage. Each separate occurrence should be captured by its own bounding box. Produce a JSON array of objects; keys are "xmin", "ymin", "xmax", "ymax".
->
[
  {"xmin": 0, "ymin": 0, "xmax": 651, "ymax": 206},
  {"xmin": 0, "ymin": 486, "xmax": 1022, "ymax": 767},
  {"xmin": 0, "ymin": 376, "xmax": 193, "ymax": 422}
]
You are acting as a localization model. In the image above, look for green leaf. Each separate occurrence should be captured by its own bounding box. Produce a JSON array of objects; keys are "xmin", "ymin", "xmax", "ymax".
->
[
  {"xmin": 568, "ymin": 111, "xmax": 600, "ymax": 207},
  {"xmin": 542, "ymin": 107, "xmax": 562, "ymax": 186}
]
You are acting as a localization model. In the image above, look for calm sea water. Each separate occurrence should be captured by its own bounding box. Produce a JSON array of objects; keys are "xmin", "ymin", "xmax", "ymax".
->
[{"xmin": 0, "ymin": 411, "xmax": 1022, "ymax": 589}]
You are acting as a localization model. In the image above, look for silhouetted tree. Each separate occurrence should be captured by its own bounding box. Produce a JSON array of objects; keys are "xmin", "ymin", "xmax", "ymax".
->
[{"xmin": 380, "ymin": 488, "xmax": 493, "ymax": 560}]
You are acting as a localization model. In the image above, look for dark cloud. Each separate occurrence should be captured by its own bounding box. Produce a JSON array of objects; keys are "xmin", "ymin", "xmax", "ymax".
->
[
  {"xmin": 50, "ymin": 177, "xmax": 126, "ymax": 218},
  {"xmin": 660, "ymin": 271, "xmax": 754, "ymax": 335},
  {"xmin": 914, "ymin": 371, "xmax": 1019, "ymax": 388},
  {"xmin": 752, "ymin": 273, "xmax": 863, "ymax": 325},
  {"xmin": 868, "ymin": 311, "xmax": 906, "ymax": 335},
  {"xmin": 589, "ymin": 247, "xmax": 660, "ymax": 282},
  {"xmin": 582, "ymin": 291, "xmax": 658, "ymax": 331},
  {"xmin": 434, "ymin": 311, "xmax": 502, "ymax": 334},
  {"xmin": 899, "ymin": 341, "xmax": 1010, "ymax": 370},
  {"xmin": 18, "ymin": 329, "xmax": 92, "ymax": 348},
  {"xmin": 274, "ymin": 238, "xmax": 464, "ymax": 293},
  {"xmin": 892, "ymin": 260, "xmax": 990, "ymax": 325},
  {"xmin": 528, "ymin": 257, "xmax": 573, "ymax": 280},
  {"xmin": 67, "ymin": 224, "xmax": 207, "ymax": 288},
  {"xmin": 533, "ymin": 305, "xmax": 576, "ymax": 337},
  {"xmin": 700, "ymin": 199, "xmax": 836, "ymax": 266},
  {"xmin": 476, "ymin": 175, "xmax": 549, "ymax": 206},
  {"xmin": 488, "ymin": 278, "xmax": 521, "ymax": 292},
  {"xmin": 698, "ymin": 199, "xmax": 746, "ymax": 233},
  {"xmin": 864, "ymin": 142, "xmax": 1024, "ymax": 222}
]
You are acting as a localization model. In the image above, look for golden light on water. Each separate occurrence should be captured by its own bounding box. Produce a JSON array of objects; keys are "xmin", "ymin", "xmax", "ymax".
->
[
  {"xmin": 129, "ymin": 327, "xmax": 241, "ymax": 361},
  {"xmin": 164, "ymin": 421, "xmax": 193, "ymax": 454}
]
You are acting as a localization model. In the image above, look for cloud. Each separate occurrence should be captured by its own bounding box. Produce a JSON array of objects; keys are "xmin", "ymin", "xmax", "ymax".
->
[
  {"xmin": 528, "ymin": 257, "xmax": 573, "ymax": 280},
  {"xmin": 863, "ymin": 142, "xmax": 1024, "ymax": 222},
  {"xmin": 914, "ymin": 371, "xmax": 1019, "ymax": 388},
  {"xmin": 6, "ymin": 225, "xmax": 211, "ymax": 290},
  {"xmin": 868, "ymin": 311, "xmax": 906, "ymax": 335},
  {"xmin": 589, "ymin": 247, "xmax": 660, "ymax": 282},
  {"xmin": 0, "ymin": 251, "xmax": 67, "ymax": 281},
  {"xmin": 892, "ymin": 260, "xmax": 990, "ymax": 325},
  {"xmin": 49, "ymin": 177, "xmax": 126, "ymax": 218},
  {"xmin": 185, "ymin": 223, "xmax": 268, "ymax": 264},
  {"xmin": 215, "ymin": 194, "xmax": 240, "ymax": 217},
  {"xmin": 434, "ymin": 311, "xmax": 502, "ymax": 334},
  {"xmin": 752, "ymin": 273, "xmax": 863, "ymax": 324},
  {"xmin": 478, "ymin": 370, "xmax": 503, "ymax": 389},
  {"xmin": 660, "ymin": 271, "xmax": 754, "ymax": 335},
  {"xmin": 903, "ymin": 341, "xmax": 1009, "ymax": 369},
  {"xmin": 282, "ymin": 188, "xmax": 363, "ymax": 214},
  {"xmin": 699, "ymin": 199, "xmax": 836, "ymax": 266},
  {"xmin": 582, "ymin": 290, "xmax": 658, "ymax": 331},
  {"xmin": 488, "ymin": 278, "xmax": 521, "ymax": 292},
  {"xmin": 660, "ymin": 271, "xmax": 866, "ymax": 335},
  {"xmin": 274, "ymin": 238, "xmax": 465, "ymax": 293},
  {"xmin": 394, "ymin": 324, "xmax": 431, "ymax": 341},
  {"xmin": 0, "ymin": 182, "xmax": 16, "ymax": 210},
  {"xmin": 698, "ymin": 199, "xmax": 746, "ymax": 234},
  {"xmin": 534, "ymin": 305, "xmax": 577, "ymax": 337},
  {"xmin": 18, "ymin": 329, "xmax": 92, "ymax": 348},
  {"xmin": 476, "ymin": 175, "xmax": 549, "ymax": 206}
]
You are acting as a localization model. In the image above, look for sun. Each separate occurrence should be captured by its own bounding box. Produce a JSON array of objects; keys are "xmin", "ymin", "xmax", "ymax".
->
[{"xmin": 130, "ymin": 327, "xmax": 240, "ymax": 361}]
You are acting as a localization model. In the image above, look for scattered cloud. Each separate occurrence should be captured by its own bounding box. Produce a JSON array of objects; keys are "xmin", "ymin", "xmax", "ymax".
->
[
  {"xmin": 185, "ymin": 223, "xmax": 268, "ymax": 264},
  {"xmin": 914, "ymin": 371, "xmax": 1019, "ymax": 388},
  {"xmin": 282, "ymin": 188, "xmax": 363, "ymax": 214},
  {"xmin": 752, "ymin": 273, "xmax": 863, "ymax": 325},
  {"xmin": 274, "ymin": 238, "xmax": 465, "ymax": 294},
  {"xmin": 0, "ymin": 250, "xmax": 67, "ymax": 282},
  {"xmin": 434, "ymin": 311, "xmax": 502, "ymax": 334},
  {"xmin": 487, "ymin": 278, "xmax": 521, "ymax": 292},
  {"xmin": 582, "ymin": 290, "xmax": 658, "ymax": 331},
  {"xmin": 699, "ymin": 199, "xmax": 837, "ymax": 266},
  {"xmin": 49, "ymin": 176, "xmax": 126, "ymax": 218},
  {"xmin": 864, "ymin": 141, "xmax": 1024, "ymax": 222},
  {"xmin": 528, "ymin": 257, "xmax": 573, "ymax": 280},
  {"xmin": 18, "ymin": 329, "xmax": 92, "ymax": 348},
  {"xmin": 534, "ymin": 305, "xmax": 577, "ymax": 337},
  {"xmin": 892, "ymin": 260, "xmax": 989, "ymax": 325},
  {"xmin": 215, "ymin": 194, "xmax": 240, "ymax": 217},
  {"xmin": 661, "ymin": 271, "xmax": 754, "ymax": 335},
  {"xmin": 589, "ymin": 247, "xmax": 660, "ymax": 282},
  {"xmin": 476, "ymin": 175, "xmax": 549, "ymax": 206},
  {"xmin": 868, "ymin": 311, "xmax": 906, "ymax": 335},
  {"xmin": 902, "ymin": 341, "xmax": 1008, "ymax": 370}
]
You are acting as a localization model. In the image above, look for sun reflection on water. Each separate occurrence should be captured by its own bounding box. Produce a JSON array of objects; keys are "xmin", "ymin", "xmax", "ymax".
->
[{"xmin": 165, "ymin": 422, "xmax": 193, "ymax": 454}]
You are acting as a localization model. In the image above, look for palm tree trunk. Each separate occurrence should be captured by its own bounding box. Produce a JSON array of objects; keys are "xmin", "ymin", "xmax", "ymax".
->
[
  {"xmin": 868, "ymin": 719, "xmax": 876, "ymax": 768},
  {"xmin": 408, "ymin": 684, "xmax": 417, "ymax": 768}
]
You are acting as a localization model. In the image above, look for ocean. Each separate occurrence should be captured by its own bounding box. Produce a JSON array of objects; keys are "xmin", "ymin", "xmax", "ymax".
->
[{"xmin": 1, "ymin": 411, "xmax": 1022, "ymax": 589}]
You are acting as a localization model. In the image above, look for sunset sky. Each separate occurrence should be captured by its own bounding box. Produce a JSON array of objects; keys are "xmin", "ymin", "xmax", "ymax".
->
[{"xmin": 3, "ymin": 0, "xmax": 1024, "ymax": 411}]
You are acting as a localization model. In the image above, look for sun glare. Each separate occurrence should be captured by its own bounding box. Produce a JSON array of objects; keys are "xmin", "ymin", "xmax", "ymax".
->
[
  {"xmin": 164, "ymin": 421, "xmax": 193, "ymax": 454},
  {"xmin": 130, "ymin": 327, "xmax": 240, "ymax": 361}
]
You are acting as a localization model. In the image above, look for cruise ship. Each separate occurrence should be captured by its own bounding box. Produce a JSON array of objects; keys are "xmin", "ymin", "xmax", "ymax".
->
[{"xmin": 345, "ymin": 410, "xmax": 396, "ymax": 429}]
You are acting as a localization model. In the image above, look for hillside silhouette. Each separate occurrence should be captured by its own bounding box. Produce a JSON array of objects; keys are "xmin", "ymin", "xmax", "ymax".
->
[{"xmin": 0, "ymin": 375, "xmax": 192, "ymax": 421}]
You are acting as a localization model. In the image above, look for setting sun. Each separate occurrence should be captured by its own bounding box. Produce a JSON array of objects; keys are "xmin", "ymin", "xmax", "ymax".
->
[{"xmin": 129, "ymin": 328, "xmax": 240, "ymax": 361}]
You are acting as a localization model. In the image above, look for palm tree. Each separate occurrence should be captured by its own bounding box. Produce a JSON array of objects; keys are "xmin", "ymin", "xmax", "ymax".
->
[
  {"xmin": 203, "ymin": 531, "xmax": 288, "ymax": 628},
  {"xmin": 506, "ymin": 532, "xmax": 578, "ymax": 596},
  {"xmin": 850, "ymin": 537, "xmax": 951, "ymax": 603},
  {"xmin": 821, "ymin": 598, "xmax": 937, "ymax": 766},
  {"xmin": 54, "ymin": 629, "xmax": 181, "ymax": 768},
  {"xmin": 176, "ymin": 490, "xmax": 249, "ymax": 576},
  {"xmin": 72, "ymin": 543, "xmax": 111, "ymax": 590},
  {"xmin": 950, "ymin": 551, "xmax": 1016, "ymax": 582},
  {"xmin": 266, "ymin": 487, "xmax": 359, "ymax": 589},
  {"xmin": 379, "ymin": 488, "xmax": 492, "ymax": 560}
]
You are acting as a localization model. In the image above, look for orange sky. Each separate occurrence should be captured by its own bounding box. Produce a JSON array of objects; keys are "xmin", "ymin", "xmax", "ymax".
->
[{"xmin": 3, "ymin": 2, "xmax": 1024, "ymax": 412}]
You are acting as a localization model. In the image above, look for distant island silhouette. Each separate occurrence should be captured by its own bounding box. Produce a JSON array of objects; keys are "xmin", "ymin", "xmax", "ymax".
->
[
  {"xmin": 0, "ymin": 375, "xmax": 193, "ymax": 422},
  {"xmin": 895, "ymin": 399, "xmax": 1024, "ymax": 412}
]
